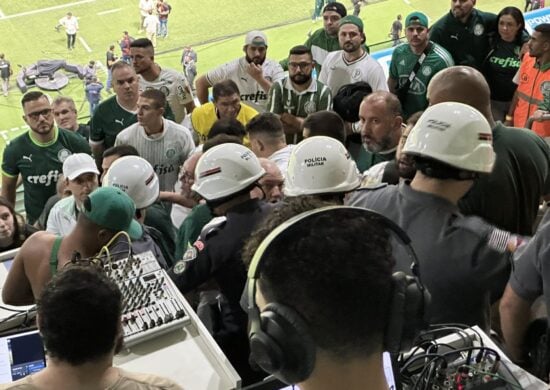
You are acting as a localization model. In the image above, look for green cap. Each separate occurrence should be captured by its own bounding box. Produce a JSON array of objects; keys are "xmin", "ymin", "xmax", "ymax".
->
[
  {"xmin": 339, "ymin": 15, "xmax": 364, "ymax": 32},
  {"xmin": 82, "ymin": 187, "xmax": 142, "ymax": 240},
  {"xmin": 405, "ymin": 12, "xmax": 429, "ymax": 28}
]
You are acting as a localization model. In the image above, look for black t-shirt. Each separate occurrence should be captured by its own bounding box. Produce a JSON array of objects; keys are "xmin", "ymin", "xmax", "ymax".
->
[
  {"xmin": 483, "ymin": 39, "xmax": 525, "ymax": 102},
  {"xmin": 106, "ymin": 51, "xmax": 116, "ymax": 69},
  {"xmin": 459, "ymin": 122, "xmax": 550, "ymax": 235}
]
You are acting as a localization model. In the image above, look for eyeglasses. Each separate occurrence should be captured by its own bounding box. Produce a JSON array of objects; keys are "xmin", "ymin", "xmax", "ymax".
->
[
  {"xmin": 27, "ymin": 108, "xmax": 52, "ymax": 120},
  {"xmin": 288, "ymin": 62, "xmax": 313, "ymax": 70}
]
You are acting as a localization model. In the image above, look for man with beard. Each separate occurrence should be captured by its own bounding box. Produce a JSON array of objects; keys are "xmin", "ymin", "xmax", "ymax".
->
[
  {"xmin": 388, "ymin": 12, "xmax": 454, "ymax": 120},
  {"xmin": 267, "ymin": 45, "xmax": 332, "ymax": 144},
  {"xmin": 429, "ymin": 0, "xmax": 497, "ymax": 70},
  {"xmin": 281, "ymin": 2, "xmax": 347, "ymax": 73},
  {"xmin": 319, "ymin": 15, "xmax": 387, "ymax": 98},
  {"xmin": 357, "ymin": 91, "xmax": 403, "ymax": 172},
  {"xmin": 195, "ymin": 30, "xmax": 284, "ymax": 112}
]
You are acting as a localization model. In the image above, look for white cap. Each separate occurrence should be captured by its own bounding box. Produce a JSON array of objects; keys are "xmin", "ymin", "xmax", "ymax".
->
[
  {"xmin": 63, "ymin": 153, "xmax": 99, "ymax": 180},
  {"xmin": 244, "ymin": 30, "xmax": 268, "ymax": 46}
]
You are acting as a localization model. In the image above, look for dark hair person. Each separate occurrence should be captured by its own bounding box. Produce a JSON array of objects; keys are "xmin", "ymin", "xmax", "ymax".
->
[
  {"xmin": 0, "ymin": 196, "xmax": 37, "ymax": 251},
  {"xmin": 482, "ymin": 6, "xmax": 528, "ymax": 122}
]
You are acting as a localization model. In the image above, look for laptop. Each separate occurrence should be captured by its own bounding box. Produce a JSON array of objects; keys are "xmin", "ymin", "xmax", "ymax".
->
[{"xmin": 0, "ymin": 328, "xmax": 46, "ymax": 384}]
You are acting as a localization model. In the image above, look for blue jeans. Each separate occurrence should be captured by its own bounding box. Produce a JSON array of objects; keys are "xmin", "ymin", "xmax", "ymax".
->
[
  {"xmin": 89, "ymin": 101, "xmax": 99, "ymax": 116},
  {"xmin": 158, "ymin": 19, "xmax": 168, "ymax": 37},
  {"xmin": 106, "ymin": 69, "xmax": 112, "ymax": 91}
]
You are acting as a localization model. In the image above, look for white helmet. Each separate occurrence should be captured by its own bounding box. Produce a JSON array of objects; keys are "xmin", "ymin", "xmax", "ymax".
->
[
  {"xmin": 284, "ymin": 136, "xmax": 361, "ymax": 196},
  {"xmin": 403, "ymin": 102, "xmax": 495, "ymax": 173},
  {"xmin": 102, "ymin": 156, "xmax": 160, "ymax": 209},
  {"xmin": 192, "ymin": 143, "xmax": 265, "ymax": 201}
]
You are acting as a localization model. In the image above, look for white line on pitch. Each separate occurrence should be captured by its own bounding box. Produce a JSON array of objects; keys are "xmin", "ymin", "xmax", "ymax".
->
[
  {"xmin": 0, "ymin": 0, "xmax": 96, "ymax": 20},
  {"xmin": 97, "ymin": 8, "xmax": 121, "ymax": 16},
  {"xmin": 96, "ymin": 60, "xmax": 107, "ymax": 74},
  {"xmin": 0, "ymin": 8, "xmax": 5, "ymax": 18},
  {"xmin": 78, "ymin": 36, "xmax": 92, "ymax": 53}
]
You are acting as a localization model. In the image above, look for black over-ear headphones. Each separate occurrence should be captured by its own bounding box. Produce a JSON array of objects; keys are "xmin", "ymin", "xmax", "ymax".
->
[{"xmin": 246, "ymin": 206, "xmax": 429, "ymax": 385}]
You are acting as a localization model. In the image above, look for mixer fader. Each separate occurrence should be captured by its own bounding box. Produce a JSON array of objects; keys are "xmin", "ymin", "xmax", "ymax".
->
[{"xmin": 102, "ymin": 250, "xmax": 190, "ymax": 347}]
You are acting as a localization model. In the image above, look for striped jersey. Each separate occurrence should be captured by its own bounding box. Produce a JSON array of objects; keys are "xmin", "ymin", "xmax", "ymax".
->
[
  {"xmin": 115, "ymin": 118, "xmax": 194, "ymax": 191},
  {"xmin": 206, "ymin": 57, "xmax": 285, "ymax": 112},
  {"xmin": 267, "ymin": 78, "xmax": 332, "ymax": 143}
]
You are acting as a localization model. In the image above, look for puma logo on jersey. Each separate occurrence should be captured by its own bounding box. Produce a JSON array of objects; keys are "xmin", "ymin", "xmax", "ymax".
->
[
  {"xmin": 240, "ymin": 77, "xmax": 248, "ymax": 82},
  {"xmin": 22, "ymin": 154, "xmax": 32, "ymax": 163},
  {"xmin": 114, "ymin": 119, "xmax": 124, "ymax": 126},
  {"xmin": 450, "ymin": 34, "xmax": 459, "ymax": 40}
]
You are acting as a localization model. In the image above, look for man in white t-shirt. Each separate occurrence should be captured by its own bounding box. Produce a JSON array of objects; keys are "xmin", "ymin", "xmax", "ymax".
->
[
  {"xmin": 130, "ymin": 38, "xmax": 194, "ymax": 123},
  {"xmin": 139, "ymin": 0, "xmax": 155, "ymax": 32},
  {"xmin": 195, "ymin": 30, "xmax": 285, "ymax": 112},
  {"xmin": 55, "ymin": 12, "xmax": 79, "ymax": 50},
  {"xmin": 319, "ymin": 15, "xmax": 388, "ymax": 96},
  {"xmin": 115, "ymin": 89, "xmax": 194, "ymax": 192},
  {"xmin": 47, "ymin": 153, "xmax": 99, "ymax": 235},
  {"xmin": 143, "ymin": 10, "xmax": 159, "ymax": 48}
]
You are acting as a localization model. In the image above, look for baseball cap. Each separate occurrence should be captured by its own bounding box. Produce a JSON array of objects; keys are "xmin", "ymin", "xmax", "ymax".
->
[
  {"xmin": 63, "ymin": 153, "xmax": 100, "ymax": 181},
  {"xmin": 405, "ymin": 12, "xmax": 429, "ymax": 28},
  {"xmin": 323, "ymin": 2, "xmax": 347, "ymax": 18},
  {"xmin": 82, "ymin": 187, "xmax": 142, "ymax": 240},
  {"xmin": 244, "ymin": 31, "xmax": 268, "ymax": 47},
  {"xmin": 339, "ymin": 15, "xmax": 364, "ymax": 32}
]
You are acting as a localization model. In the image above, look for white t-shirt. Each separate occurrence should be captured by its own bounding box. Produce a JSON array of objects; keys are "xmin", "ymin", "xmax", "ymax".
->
[
  {"xmin": 139, "ymin": 0, "xmax": 155, "ymax": 16},
  {"xmin": 143, "ymin": 14, "xmax": 159, "ymax": 33},
  {"xmin": 59, "ymin": 16, "xmax": 79, "ymax": 34},
  {"xmin": 319, "ymin": 50, "xmax": 388, "ymax": 96},
  {"xmin": 139, "ymin": 67, "xmax": 193, "ymax": 124},
  {"xmin": 206, "ymin": 57, "xmax": 285, "ymax": 112},
  {"xmin": 46, "ymin": 196, "xmax": 77, "ymax": 236},
  {"xmin": 115, "ymin": 118, "xmax": 194, "ymax": 191},
  {"xmin": 269, "ymin": 144, "xmax": 294, "ymax": 173}
]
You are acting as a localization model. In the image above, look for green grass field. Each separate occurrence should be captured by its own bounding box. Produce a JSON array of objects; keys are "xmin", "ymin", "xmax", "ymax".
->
[{"xmin": 0, "ymin": 0, "xmax": 523, "ymax": 153}]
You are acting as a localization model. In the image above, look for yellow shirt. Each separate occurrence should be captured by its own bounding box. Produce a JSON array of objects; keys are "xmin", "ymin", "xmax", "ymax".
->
[{"xmin": 190, "ymin": 102, "xmax": 258, "ymax": 145}]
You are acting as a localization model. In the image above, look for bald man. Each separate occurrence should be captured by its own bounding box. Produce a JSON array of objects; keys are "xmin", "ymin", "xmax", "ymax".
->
[{"xmin": 427, "ymin": 66, "xmax": 550, "ymax": 235}]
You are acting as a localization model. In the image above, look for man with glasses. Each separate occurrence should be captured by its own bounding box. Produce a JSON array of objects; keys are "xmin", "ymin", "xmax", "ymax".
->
[
  {"xmin": 267, "ymin": 45, "xmax": 332, "ymax": 144},
  {"xmin": 1, "ymin": 91, "xmax": 91, "ymax": 224}
]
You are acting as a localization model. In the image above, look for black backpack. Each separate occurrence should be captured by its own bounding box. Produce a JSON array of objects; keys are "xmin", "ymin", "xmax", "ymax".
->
[{"xmin": 332, "ymin": 81, "xmax": 373, "ymax": 122}]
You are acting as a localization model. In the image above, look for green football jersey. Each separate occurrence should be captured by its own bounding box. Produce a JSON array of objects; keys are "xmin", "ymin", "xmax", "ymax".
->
[
  {"xmin": 389, "ymin": 42, "xmax": 454, "ymax": 119},
  {"xmin": 90, "ymin": 95, "xmax": 175, "ymax": 149},
  {"xmin": 1, "ymin": 127, "xmax": 91, "ymax": 223}
]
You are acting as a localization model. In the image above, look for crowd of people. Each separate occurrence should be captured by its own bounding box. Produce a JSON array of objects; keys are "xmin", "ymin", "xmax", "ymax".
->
[{"xmin": 2, "ymin": 0, "xmax": 550, "ymax": 389}]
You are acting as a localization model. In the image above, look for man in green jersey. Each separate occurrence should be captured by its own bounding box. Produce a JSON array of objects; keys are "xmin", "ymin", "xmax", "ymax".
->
[
  {"xmin": 267, "ymin": 45, "xmax": 332, "ymax": 144},
  {"xmin": 388, "ymin": 12, "xmax": 454, "ymax": 119},
  {"xmin": 282, "ymin": 2, "xmax": 347, "ymax": 73},
  {"xmin": 90, "ymin": 61, "xmax": 174, "ymax": 165},
  {"xmin": 429, "ymin": 0, "xmax": 497, "ymax": 70},
  {"xmin": 1, "ymin": 91, "xmax": 91, "ymax": 224}
]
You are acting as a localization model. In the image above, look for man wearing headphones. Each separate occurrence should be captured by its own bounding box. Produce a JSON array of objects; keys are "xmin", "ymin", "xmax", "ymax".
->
[
  {"xmin": 241, "ymin": 203, "xmax": 407, "ymax": 389},
  {"xmin": 168, "ymin": 143, "xmax": 272, "ymax": 385},
  {"xmin": 348, "ymin": 102, "xmax": 515, "ymax": 331}
]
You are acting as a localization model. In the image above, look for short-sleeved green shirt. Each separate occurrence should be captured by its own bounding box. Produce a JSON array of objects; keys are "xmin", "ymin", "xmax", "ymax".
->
[
  {"xmin": 389, "ymin": 41, "xmax": 454, "ymax": 119},
  {"xmin": 1, "ymin": 127, "xmax": 91, "ymax": 223},
  {"xmin": 90, "ymin": 95, "xmax": 175, "ymax": 149}
]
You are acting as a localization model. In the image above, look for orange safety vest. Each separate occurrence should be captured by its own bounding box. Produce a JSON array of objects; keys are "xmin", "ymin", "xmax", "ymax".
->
[{"xmin": 513, "ymin": 56, "xmax": 550, "ymax": 137}]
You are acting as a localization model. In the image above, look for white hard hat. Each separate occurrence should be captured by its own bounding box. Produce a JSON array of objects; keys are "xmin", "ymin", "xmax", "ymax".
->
[
  {"xmin": 284, "ymin": 136, "xmax": 361, "ymax": 196},
  {"xmin": 102, "ymin": 156, "xmax": 160, "ymax": 209},
  {"xmin": 403, "ymin": 102, "xmax": 495, "ymax": 173},
  {"xmin": 192, "ymin": 143, "xmax": 265, "ymax": 201}
]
